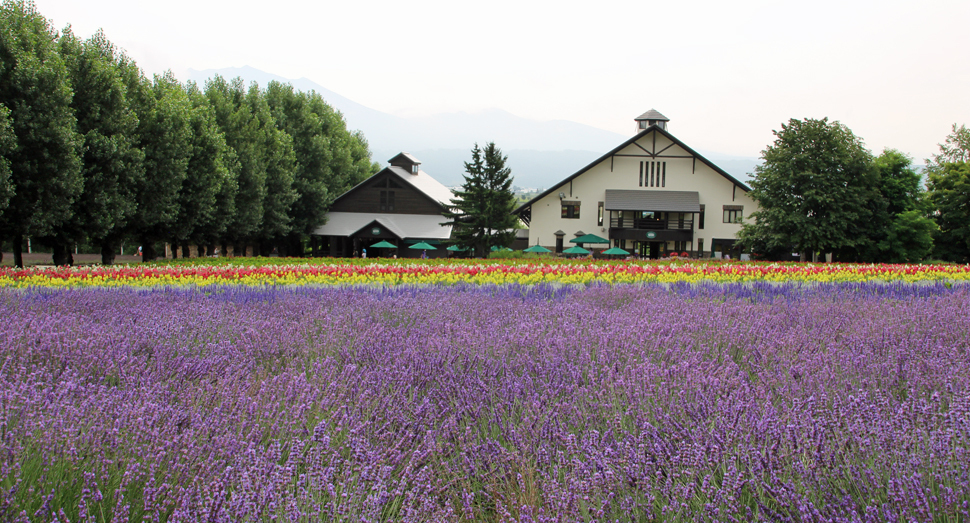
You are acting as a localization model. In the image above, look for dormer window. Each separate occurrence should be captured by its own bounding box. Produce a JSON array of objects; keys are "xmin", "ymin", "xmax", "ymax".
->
[{"xmin": 388, "ymin": 152, "xmax": 422, "ymax": 175}]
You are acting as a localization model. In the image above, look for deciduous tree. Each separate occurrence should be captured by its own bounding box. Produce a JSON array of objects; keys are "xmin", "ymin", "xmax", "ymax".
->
[
  {"xmin": 43, "ymin": 27, "xmax": 143, "ymax": 266},
  {"xmin": 264, "ymin": 82, "xmax": 378, "ymax": 255},
  {"xmin": 131, "ymin": 72, "xmax": 192, "ymax": 261},
  {"xmin": 0, "ymin": 0, "xmax": 83, "ymax": 267},
  {"xmin": 738, "ymin": 118, "xmax": 875, "ymax": 261}
]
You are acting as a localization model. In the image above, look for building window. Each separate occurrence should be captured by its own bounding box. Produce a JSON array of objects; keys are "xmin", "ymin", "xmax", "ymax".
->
[
  {"xmin": 380, "ymin": 190, "xmax": 395, "ymax": 212},
  {"xmin": 650, "ymin": 161, "xmax": 655, "ymax": 187},
  {"xmin": 723, "ymin": 205, "xmax": 743, "ymax": 223},
  {"xmin": 639, "ymin": 162, "xmax": 644, "ymax": 187},
  {"xmin": 561, "ymin": 201, "xmax": 580, "ymax": 219},
  {"xmin": 640, "ymin": 161, "xmax": 667, "ymax": 187},
  {"xmin": 661, "ymin": 162, "xmax": 666, "ymax": 187},
  {"xmin": 698, "ymin": 238, "xmax": 704, "ymax": 255},
  {"xmin": 699, "ymin": 204, "xmax": 705, "ymax": 229},
  {"xmin": 411, "ymin": 164, "xmax": 419, "ymax": 174},
  {"xmin": 597, "ymin": 202, "xmax": 604, "ymax": 226}
]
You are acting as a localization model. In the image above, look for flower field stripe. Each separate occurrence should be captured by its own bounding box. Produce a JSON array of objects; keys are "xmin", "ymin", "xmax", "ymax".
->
[
  {"xmin": 1, "ymin": 283, "xmax": 969, "ymax": 521},
  {"xmin": 2, "ymin": 260, "xmax": 970, "ymax": 287}
]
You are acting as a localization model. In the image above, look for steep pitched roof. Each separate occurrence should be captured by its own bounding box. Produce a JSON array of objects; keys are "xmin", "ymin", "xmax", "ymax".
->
[
  {"xmin": 387, "ymin": 166, "xmax": 454, "ymax": 207},
  {"xmin": 331, "ymin": 164, "xmax": 454, "ymax": 209},
  {"xmin": 513, "ymin": 125, "xmax": 750, "ymax": 215}
]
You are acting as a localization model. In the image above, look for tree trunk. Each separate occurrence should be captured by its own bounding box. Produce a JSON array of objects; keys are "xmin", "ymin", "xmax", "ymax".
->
[
  {"xmin": 142, "ymin": 242, "xmax": 157, "ymax": 263},
  {"xmin": 289, "ymin": 234, "xmax": 304, "ymax": 257},
  {"xmin": 252, "ymin": 243, "xmax": 260, "ymax": 257},
  {"xmin": 235, "ymin": 243, "xmax": 246, "ymax": 257},
  {"xmin": 12, "ymin": 235, "xmax": 24, "ymax": 268},
  {"xmin": 51, "ymin": 242, "xmax": 70, "ymax": 266},
  {"xmin": 221, "ymin": 242, "xmax": 228, "ymax": 257},
  {"xmin": 197, "ymin": 244, "xmax": 205, "ymax": 258},
  {"xmin": 206, "ymin": 244, "xmax": 215, "ymax": 257},
  {"xmin": 100, "ymin": 241, "xmax": 117, "ymax": 265},
  {"xmin": 179, "ymin": 241, "xmax": 189, "ymax": 258}
]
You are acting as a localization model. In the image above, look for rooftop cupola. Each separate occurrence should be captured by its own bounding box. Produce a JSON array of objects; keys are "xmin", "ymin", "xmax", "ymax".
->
[
  {"xmin": 388, "ymin": 152, "xmax": 422, "ymax": 175},
  {"xmin": 634, "ymin": 109, "xmax": 669, "ymax": 132}
]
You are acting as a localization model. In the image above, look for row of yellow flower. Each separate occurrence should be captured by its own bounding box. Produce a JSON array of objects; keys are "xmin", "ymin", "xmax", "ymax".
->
[{"xmin": 1, "ymin": 261, "xmax": 969, "ymax": 288}]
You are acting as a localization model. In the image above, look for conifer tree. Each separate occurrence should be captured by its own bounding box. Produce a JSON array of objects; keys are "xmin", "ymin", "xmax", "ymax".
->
[{"xmin": 442, "ymin": 142, "xmax": 518, "ymax": 257}]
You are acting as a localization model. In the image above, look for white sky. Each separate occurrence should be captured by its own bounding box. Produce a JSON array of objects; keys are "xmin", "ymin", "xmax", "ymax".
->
[{"xmin": 33, "ymin": 0, "xmax": 970, "ymax": 161}]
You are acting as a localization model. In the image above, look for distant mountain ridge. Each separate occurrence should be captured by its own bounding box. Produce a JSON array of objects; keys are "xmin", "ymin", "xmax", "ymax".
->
[{"xmin": 186, "ymin": 67, "xmax": 760, "ymax": 188}]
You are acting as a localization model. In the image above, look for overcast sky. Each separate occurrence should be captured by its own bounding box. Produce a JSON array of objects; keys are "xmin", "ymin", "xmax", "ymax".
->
[{"xmin": 32, "ymin": 0, "xmax": 970, "ymax": 161}]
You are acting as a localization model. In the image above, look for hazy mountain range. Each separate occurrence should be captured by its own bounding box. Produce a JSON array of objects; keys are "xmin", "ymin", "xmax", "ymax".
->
[{"xmin": 187, "ymin": 66, "xmax": 760, "ymax": 189}]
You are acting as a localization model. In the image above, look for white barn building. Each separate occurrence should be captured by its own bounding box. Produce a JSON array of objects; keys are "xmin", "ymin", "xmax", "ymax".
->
[{"xmin": 513, "ymin": 110, "xmax": 756, "ymax": 258}]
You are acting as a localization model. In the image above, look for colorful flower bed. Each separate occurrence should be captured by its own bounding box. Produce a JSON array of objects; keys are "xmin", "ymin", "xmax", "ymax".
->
[
  {"xmin": 1, "ymin": 283, "xmax": 969, "ymax": 521},
  {"xmin": 1, "ymin": 258, "xmax": 969, "ymax": 287}
]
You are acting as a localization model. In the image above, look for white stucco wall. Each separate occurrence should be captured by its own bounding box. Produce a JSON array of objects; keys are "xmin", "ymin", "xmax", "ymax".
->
[{"xmin": 525, "ymin": 129, "xmax": 758, "ymax": 254}]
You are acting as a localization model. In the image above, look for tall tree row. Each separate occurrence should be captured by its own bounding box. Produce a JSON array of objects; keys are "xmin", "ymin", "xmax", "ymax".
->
[{"xmin": 0, "ymin": 0, "xmax": 378, "ymax": 267}]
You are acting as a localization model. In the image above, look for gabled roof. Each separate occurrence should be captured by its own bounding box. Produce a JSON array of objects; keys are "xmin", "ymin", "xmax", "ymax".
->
[
  {"xmin": 635, "ymin": 109, "xmax": 669, "ymax": 121},
  {"xmin": 513, "ymin": 125, "xmax": 750, "ymax": 215},
  {"xmin": 331, "ymin": 164, "xmax": 455, "ymax": 209}
]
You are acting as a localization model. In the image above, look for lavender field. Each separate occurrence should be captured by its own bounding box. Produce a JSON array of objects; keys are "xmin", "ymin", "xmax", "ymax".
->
[{"xmin": 1, "ymin": 283, "xmax": 969, "ymax": 522}]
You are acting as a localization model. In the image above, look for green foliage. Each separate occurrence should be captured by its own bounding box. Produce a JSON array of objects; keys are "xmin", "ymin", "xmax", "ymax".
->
[
  {"xmin": 175, "ymin": 82, "xmax": 234, "ymax": 249},
  {"xmin": 41, "ymin": 27, "xmax": 144, "ymax": 264},
  {"xmin": 247, "ymin": 83, "xmax": 296, "ymax": 242},
  {"xmin": 0, "ymin": 104, "xmax": 15, "ymax": 212},
  {"xmin": 930, "ymin": 124, "xmax": 970, "ymax": 166},
  {"xmin": 877, "ymin": 210, "xmax": 937, "ymax": 263},
  {"xmin": 739, "ymin": 118, "xmax": 877, "ymax": 261},
  {"xmin": 442, "ymin": 143, "xmax": 519, "ymax": 257},
  {"xmin": 0, "ymin": 0, "xmax": 83, "ymax": 262},
  {"xmin": 131, "ymin": 72, "xmax": 193, "ymax": 259},
  {"xmin": 927, "ymin": 161, "xmax": 970, "ymax": 262},
  {"xmin": 205, "ymin": 76, "xmax": 266, "ymax": 244},
  {"xmin": 264, "ymin": 81, "xmax": 378, "ymax": 245}
]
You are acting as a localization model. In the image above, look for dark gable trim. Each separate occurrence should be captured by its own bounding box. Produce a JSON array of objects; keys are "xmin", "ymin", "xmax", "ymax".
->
[
  {"xmin": 512, "ymin": 126, "xmax": 752, "ymax": 216},
  {"xmin": 331, "ymin": 167, "xmax": 447, "ymax": 212}
]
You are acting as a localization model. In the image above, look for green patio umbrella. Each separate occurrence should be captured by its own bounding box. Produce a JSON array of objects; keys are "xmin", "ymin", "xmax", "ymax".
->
[
  {"xmin": 570, "ymin": 234, "xmax": 609, "ymax": 245},
  {"xmin": 563, "ymin": 246, "xmax": 590, "ymax": 255},
  {"xmin": 446, "ymin": 245, "xmax": 468, "ymax": 252},
  {"xmin": 369, "ymin": 240, "xmax": 397, "ymax": 249},
  {"xmin": 602, "ymin": 247, "xmax": 630, "ymax": 256},
  {"xmin": 523, "ymin": 245, "xmax": 552, "ymax": 253},
  {"xmin": 408, "ymin": 241, "xmax": 437, "ymax": 250}
]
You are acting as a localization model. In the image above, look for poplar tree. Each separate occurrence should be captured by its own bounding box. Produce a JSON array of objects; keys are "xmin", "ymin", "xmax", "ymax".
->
[
  {"xmin": 0, "ymin": 0, "xmax": 83, "ymax": 267},
  {"xmin": 131, "ymin": 72, "xmax": 192, "ymax": 261},
  {"xmin": 44, "ymin": 27, "xmax": 143, "ymax": 265},
  {"xmin": 264, "ymin": 81, "xmax": 378, "ymax": 255},
  {"xmin": 171, "ymin": 82, "xmax": 234, "ymax": 257},
  {"xmin": 205, "ymin": 76, "xmax": 265, "ymax": 256}
]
